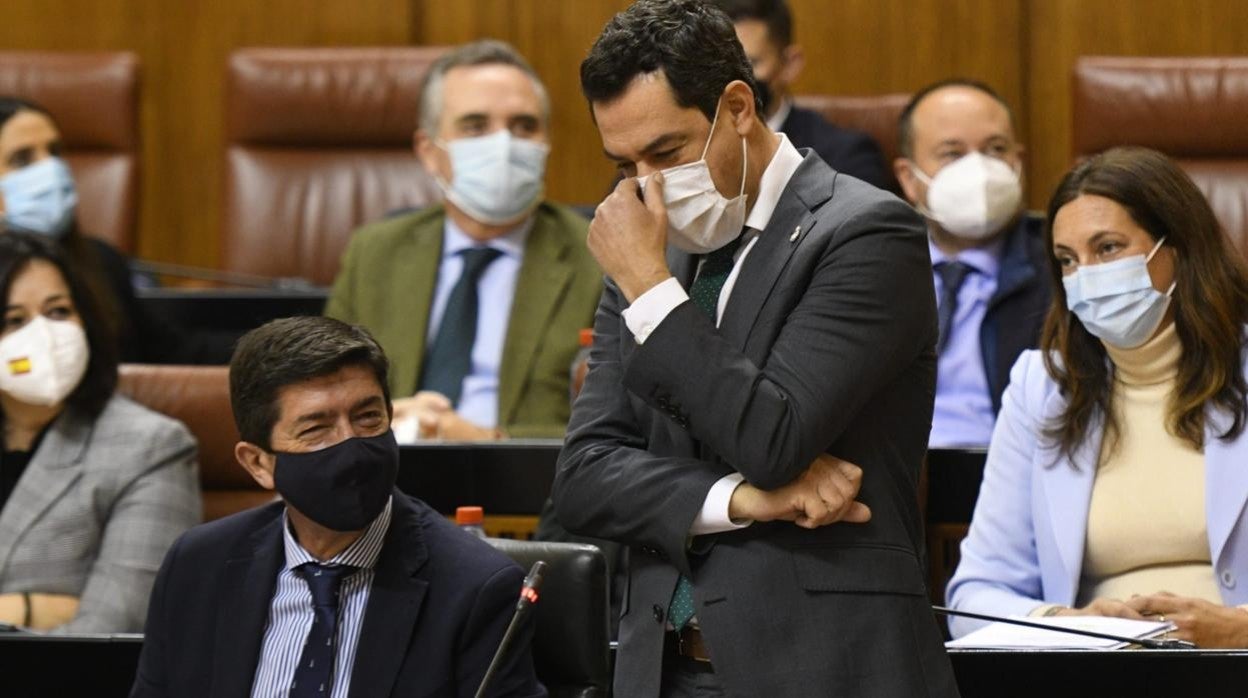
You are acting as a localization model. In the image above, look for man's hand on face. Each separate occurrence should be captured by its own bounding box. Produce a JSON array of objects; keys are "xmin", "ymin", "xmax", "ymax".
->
[
  {"xmin": 728, "ymin": 454, "xmax": 872, "ymax": 529},
  {"xmin": 587, "ymin": 172, "xmax": 674, "ymax": 303}
]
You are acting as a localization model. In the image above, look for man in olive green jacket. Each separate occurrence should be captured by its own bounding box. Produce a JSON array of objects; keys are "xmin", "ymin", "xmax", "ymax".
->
[{"xmin": 326, "ymin": 40, "xmax": 602, "ymax": 440}]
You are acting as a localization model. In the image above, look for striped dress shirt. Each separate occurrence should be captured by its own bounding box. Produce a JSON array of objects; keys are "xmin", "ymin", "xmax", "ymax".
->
[{"xmin": 249, "ymin": 498, "xmax": 393, "ymax": 698}]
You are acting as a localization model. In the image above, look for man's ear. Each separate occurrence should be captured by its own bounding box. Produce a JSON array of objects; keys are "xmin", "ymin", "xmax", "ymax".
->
[
  {"xmin": 779, "ymin": 44, "xmax": 805, "ymax": 85},
  {"xmin": 235, "ymin": 441, "xmax": 277, "ymax": 491},
  {"xmin": 724, "ymin": 80, "xmax": 759, "ymax": 136},
  {"xmin": 415, "ymin": 129, "xmax": 442, "ymax": 175},
  {"xmin": 895, "ymin": 157, "xmax": 924, "ymax": 207}
]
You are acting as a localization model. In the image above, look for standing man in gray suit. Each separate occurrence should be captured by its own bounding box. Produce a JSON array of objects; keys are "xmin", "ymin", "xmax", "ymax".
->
[{"xmin": 551, "ymin": 1, "xmax": 959, "ymax": 696}]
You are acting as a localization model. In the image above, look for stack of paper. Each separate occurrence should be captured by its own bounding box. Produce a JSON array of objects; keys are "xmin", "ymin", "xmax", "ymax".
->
[{"xmin": 946, "ymin": 615, "xmax": 1176, "ymax": 650}]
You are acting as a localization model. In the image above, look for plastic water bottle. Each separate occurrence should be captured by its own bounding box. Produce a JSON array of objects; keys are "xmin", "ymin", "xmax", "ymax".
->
[{"xmin": 456, "ymin": 506, "xmax": 487, "ymax": 539}]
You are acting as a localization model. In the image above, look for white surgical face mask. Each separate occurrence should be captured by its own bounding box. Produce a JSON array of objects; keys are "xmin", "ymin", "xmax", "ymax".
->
[
  {"xmin": 437, "ymin": 129, "xmax": 550, "ymax": 226},
  {"xmin": 637, "ymin": 100, "xmax": 747, "ymax": 254},
  {"xmin": 0, "ymin": 157, "xmax": 78, "ymax": 238},
  {"xmin": 910, "ymin": 151, "xmax": 1021, "ymax": 240},
  {"xmin": 1063, "ymin": 236, "xmax": 1174, "ymax": 349},
  {"xmin": 0, "ymin": 315, "xmax": 90, "ymax": 407}
]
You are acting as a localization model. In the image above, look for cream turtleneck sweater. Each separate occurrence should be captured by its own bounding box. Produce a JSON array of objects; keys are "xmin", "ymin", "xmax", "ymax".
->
[{"xmin": 1077, "ymin": 321, "xmax": 1223, "ymax": 606}]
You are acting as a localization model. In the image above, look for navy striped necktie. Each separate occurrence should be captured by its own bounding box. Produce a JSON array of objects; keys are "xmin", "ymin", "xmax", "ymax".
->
[{"xmin": 289, "ymin": 562, "xmax": 357, "ymax": 697}]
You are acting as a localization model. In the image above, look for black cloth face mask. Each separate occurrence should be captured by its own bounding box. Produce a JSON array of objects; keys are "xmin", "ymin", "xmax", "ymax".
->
[{"xmin": 273, "ymin": 430, "xmax": 399, "ymax": 532}]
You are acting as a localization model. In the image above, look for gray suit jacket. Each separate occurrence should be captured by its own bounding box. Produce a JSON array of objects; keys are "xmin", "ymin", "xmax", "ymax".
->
[
  {"xmin": 553, "ymin": 153, "xmax": 959, "ymax": 697},
  {"xmin": 0, "ymin": 394, "xmax": 201, "ymax": 633}
]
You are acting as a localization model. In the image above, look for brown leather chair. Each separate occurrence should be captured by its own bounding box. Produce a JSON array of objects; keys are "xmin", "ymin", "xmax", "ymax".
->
[
  {"xmin": 1073, "ymin": 56, "xmax": 1248, "ymax": 258},
  {"xmin": 222, "ymin": 47, "xmax": 450, "ymax": 286},
  {"xmin": 793, "ymin": 92, "xmax": 911, "ymax": 195},
  {"xmin": 0, "ymin": 51, "xmax": 141, "ymax": 253},
  {"xmin": 118, "ymin": 364, "xmax": 274, "ymax": 521}
]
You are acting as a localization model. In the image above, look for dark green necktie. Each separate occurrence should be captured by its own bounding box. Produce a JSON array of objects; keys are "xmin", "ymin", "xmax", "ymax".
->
[
  {"xmin": 418, "ymin": 247, "xmax": 502, "ymax": 406},
  {"xmin": 668, "ymin": 235, "xmax": 743, "ymax": 631}
]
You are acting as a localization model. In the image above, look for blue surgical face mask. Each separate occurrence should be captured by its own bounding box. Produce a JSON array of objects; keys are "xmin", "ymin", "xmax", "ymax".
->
[
  {"xmin": 0, "ymin": 157, "xmax": 78, "ymax": 238},
  {"xmin": 436, "ymin": 129, "xmax": 549, "ymax": 226},
  {"xmin": 1063, "ymin": 236, "xmax": 1175, "ymax": 349}
]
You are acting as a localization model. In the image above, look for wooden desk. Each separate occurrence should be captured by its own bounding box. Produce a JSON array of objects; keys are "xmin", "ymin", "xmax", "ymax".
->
[
  {"xmin": 397, "ymin": 440, "xmax": 562, "ymax": 539},
  {"xmin": 5, "ymin": 634, "xmax": 1247, "ymax": 697},
  {"xmin": 949, "ymin": 648, "xmax": 1248, "ymax": 697}
]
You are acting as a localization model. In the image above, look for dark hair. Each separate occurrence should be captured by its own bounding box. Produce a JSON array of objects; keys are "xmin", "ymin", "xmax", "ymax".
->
[
  {"xmin": 229, "ymin": 316, "xmax": 391, "ymax": 450},
  {"xmin": 0, "ymin": 232, "xmax": 118, "ymax": 420},
  {"xmin": 897, "ymin": 78, "xmax": 1016, "ymax": 159},
  {"xmin": 0, "ymin": 95, "xmax": 123, "ymax": 337},
  {"xmin": 1040, "ymin": 147, "xmax": 1248, "ymax": 459},
  {"xmin": 0, "ymin": 96, "xmax": 54, "ymax": 128},
  {"xmin": 710, "ymin": 0, "xmax": 793, "ymax": 47},
  {"xmin": 581, "ymin": 0, "xmax": 762, "ymax": 120}
]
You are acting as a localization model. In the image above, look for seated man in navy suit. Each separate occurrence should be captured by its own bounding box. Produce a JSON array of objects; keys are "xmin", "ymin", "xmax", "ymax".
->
[
  {"xmin": 131, "ymin": 316, "xmax": 545, "ymax": 698},
  {"xmin": 711, "ymin": 0, "xmax": 890, "ymax": 189}
]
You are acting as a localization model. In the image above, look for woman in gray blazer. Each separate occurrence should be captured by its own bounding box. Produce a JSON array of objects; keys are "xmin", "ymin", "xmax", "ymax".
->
[{"xmin": 0, "ymin": 233, "xmax": 200, "ymax": 632}]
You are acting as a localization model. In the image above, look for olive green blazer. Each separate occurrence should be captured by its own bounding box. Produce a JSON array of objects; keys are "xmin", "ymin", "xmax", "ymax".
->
[{"xmin": 325, "ymin": 203, "xmax": 602, "ymax": 438}]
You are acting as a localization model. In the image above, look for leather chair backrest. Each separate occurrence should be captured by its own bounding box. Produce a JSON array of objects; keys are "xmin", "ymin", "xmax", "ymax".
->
[
  {"xmin": 487, "ymin": 539, "xmax": 610, "ymax": 698},
  {"xmin": 118, "ymin": 364, "xmax": 274, "ymax": 521},
  {"xmin": 222, "ymin": 47, "xmax": 449, "ymax": 286},
  {"xmin": 0, "ymin": 51, "xmax": 140, "ymax": 253},
  {"xmin": 1073, "ymin": 56, "xmax": 1248, "ymax": 259},
  {"xmin": 793, "ymin": 92, "xmax": 911, "ymax": 195}
]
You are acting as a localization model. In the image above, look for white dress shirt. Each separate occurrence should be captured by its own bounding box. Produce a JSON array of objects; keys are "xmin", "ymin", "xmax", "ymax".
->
[
  {"xmin": 621, "ymin": 133, "xmax": 805, "ymax": 535},
  {"xmin": 425, "ymin": 217, "xmax": 532, "ymax": 428}
]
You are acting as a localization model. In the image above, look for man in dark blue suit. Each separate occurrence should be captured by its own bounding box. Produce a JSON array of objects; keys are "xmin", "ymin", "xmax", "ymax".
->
[
  {"xmin": 892, "ymin": 79, "xmax": 1050, "ymax": 448},
  {"xmin": 131, "ymin": 316, "xmax": 545, "ymax": 698},
  {"xmin": 713, "ymin": 0, "xmax": 890, "ymax": 190}
]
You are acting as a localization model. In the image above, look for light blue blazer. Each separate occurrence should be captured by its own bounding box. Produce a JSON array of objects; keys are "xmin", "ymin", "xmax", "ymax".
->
[{"xmin": 945, "ymin": 350, "xmax": 1248, "ymax": 637}]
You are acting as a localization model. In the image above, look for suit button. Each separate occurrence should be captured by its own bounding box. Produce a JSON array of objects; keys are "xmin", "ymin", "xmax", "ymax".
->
[
  {"xmin": 652, "ymin": 604, "xmax": 665, "ymax": 623},
  {"xmin": 1222, "ymin": 570, "xmax": 1236, "ymax": 588}
]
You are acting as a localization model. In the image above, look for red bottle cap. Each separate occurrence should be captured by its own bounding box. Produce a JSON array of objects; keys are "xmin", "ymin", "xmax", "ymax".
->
[
  {"xmin": 456, "ymin": 506, "xmax": 484, "ymax": 525},
  {"xmin": 579, "ymin": 328, "xmax": 594, "ymax": 347}
]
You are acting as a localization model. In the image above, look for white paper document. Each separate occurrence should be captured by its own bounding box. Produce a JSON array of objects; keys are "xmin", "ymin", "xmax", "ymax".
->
[{"xmin": 946, "ymin": 615, "xmax": 1176, "ymax": 650}]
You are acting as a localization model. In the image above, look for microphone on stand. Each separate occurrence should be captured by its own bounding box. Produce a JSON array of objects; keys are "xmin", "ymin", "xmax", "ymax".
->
[
  {"xmin": 475, "ymin": 561, "xmax": 547, "ymax": 698},
  {"xmin": 933, "ymin": 605, "xmax": 1196, "ymax": 649}
]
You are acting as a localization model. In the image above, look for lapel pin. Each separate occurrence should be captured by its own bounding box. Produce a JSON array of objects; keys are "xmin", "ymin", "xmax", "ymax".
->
[{"xmin": 789, "ymin": 225, "xmax": 801, "ymax": 242}]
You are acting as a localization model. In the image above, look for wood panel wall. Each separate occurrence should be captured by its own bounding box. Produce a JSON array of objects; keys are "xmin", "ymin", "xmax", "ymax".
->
[
  {"xmin": 1025, "ymin": 0, "xmax": 1248, "ymax": 211},
  {"xmin": 2, "ymin": 0, "xmax": 1246, "ymax": 268},
  {"xmin": 0, "ymin": 0, "xmax": 414, "ymax": 268}
]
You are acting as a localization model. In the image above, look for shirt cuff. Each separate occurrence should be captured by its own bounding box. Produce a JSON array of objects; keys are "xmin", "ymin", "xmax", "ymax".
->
[
  {"xmin": 621, "ymin": 277, "xmax": 686, "ymax": 344},
  {"xmin": 690, "ymin": 473, "xmax": 752, "ymax": 536}
]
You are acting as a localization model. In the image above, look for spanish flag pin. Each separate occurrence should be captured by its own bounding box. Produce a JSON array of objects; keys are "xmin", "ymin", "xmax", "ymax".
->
[{"xmin": 7, "ymin": 357, "xmax": 32, "ymax": 375}]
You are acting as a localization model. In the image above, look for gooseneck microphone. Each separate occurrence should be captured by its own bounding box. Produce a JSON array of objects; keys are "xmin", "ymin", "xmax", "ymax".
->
[
  {"xmin": 933, "ymin": 605, "xmax": 1196, "ymax": 649},
  {"xmin": 475, "ymin": 561, "xmax": 547, "ymax": 698}
]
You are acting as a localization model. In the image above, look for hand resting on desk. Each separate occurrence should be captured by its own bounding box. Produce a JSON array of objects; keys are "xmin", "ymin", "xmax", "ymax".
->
[{"xmin": 392, "ymin": 392, "xmax": 503, "ymax": 442}]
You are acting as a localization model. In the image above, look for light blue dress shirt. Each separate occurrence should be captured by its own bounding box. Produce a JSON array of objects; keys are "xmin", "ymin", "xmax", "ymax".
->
[
  {"xmin": 425, "ymin": 217, "xmax": 531, "ymax": 429},
  {"xmin": 249, "ymin": 498, "xmax": 392, "ymax": 698},
  {"xmin": 928, "ymin": 238, "xmax": 1003, "ymax": 448}
]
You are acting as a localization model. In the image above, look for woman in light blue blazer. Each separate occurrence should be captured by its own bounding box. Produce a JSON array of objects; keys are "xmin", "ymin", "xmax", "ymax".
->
[
  {"xmin": 947, "ymin": 147, "xmax": 1248, "ymax": 648},
  {"xmin": 0, "ymin": 233, "xmax": 200, "ymax": 632}
]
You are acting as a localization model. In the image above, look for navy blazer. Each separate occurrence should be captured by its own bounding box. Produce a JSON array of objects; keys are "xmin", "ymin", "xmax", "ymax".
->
[
  {"xmin": 779, "ymin": 105, "xmax": 890, "ymax": 191},
  {"xmin": 979, "ymin": 213, "xmax": 1051, "ymax": 414},
  {"xmin": 131, "ymin": 491, "xmax": 546, "ymax": 698}
]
